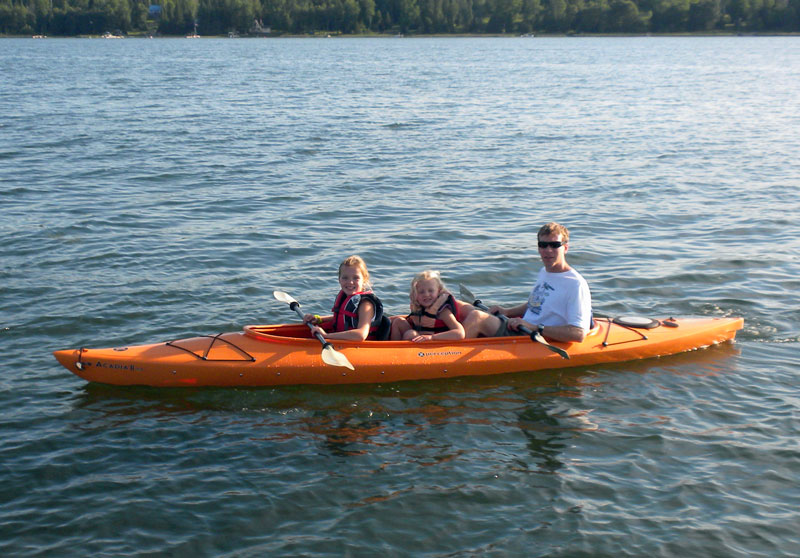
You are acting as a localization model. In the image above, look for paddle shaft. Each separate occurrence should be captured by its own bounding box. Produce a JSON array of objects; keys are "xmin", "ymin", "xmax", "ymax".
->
[
  {"xmin": 272, "ymin": 289, "xmax": 354, "ymax": 370},
  {"xmin": 289, "ymin": 301, "xmax": 333, "ymax": 349}
]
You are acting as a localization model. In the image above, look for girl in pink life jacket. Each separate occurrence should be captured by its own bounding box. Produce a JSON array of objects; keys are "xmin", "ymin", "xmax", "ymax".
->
[
  {"xmin": 390, "ymin": 270, "xmax": 466, "ymax": 342},
  {"xmin": 302, "ymin": 255, "xmax": 388, "ymax": 341}
]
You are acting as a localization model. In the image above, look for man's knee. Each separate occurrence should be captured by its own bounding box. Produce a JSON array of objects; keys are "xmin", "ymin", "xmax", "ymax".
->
[{"xmin": 464, "ymin": 310, "xmax": 500, "ymax": 338}]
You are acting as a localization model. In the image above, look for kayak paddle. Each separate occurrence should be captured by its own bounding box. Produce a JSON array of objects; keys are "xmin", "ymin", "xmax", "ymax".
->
[
  {"xmin": 458, "ymin": 284, "xmax": 569, "ymax": 360},
  {"xmin": 273, "ymin": 290, "xmax": 355, "ymax": 370}
]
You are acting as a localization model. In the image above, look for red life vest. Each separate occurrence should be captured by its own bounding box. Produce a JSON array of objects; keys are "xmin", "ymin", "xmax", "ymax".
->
[
  {"xmin": 326, "ymin": 290, "xmax": 386, "ymax": 340},
  {"xmin": 406, "ymin": 294, "xmax": 462, "ymax": 334}
]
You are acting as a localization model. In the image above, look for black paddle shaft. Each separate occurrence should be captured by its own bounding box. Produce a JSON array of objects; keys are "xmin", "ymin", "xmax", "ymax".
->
[{"xmin": 290, "ymin": 300, "xmax": 333, "ymax": 349}]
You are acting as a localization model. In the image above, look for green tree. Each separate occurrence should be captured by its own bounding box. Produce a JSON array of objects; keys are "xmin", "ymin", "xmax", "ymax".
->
[
  {"xmin": 358, "ymin": 0, "xmax": 375, "ymax": 29},
  {"xmin": 198, "ymin": 0, "xmax": 258, "ymax": 34},
  {"xmin": 606, "ymin": 0, "xmax": 647, "ymax": 30},
  {"xmin": 486, "ymin": 0, "xmax": 520, "ymax": 32},
  {"xmin": 261, "ymin": 0, "xmax": 294, "ymax": 31},
  {"xmin": 650, "ymin": 0, "xmax": 690, "ymax": 31},
  {"xmin": 519, "ymin": 0, "xmax": 541, "ymax": 32},
  {"xmin": 541, "ymin": 0, "xmax": 568, "ymax": 31},
  {"xmin": 159, "ymin": 0, "xmax": 198, "ymax": 34},
  {"xmin": 574, "ymin": 0, "xmax": 606, "ymax": 31},
  {"xmin": 727, "ymin": 0, "xmax": 750, "ymax": 26},
  {"xmin": 0, "ymin": 3, "xmax": 34, "ymax": 34},
  {"xmin": 687, "ymin": 0, "xmax": 719, "ymax": 30},
  {"xmin": 420, "ymin": 0, "xmax": 444, "ymax": 32},
  {"xmin": 131, "ymin": 0, "xmax": 149, "ymax": 29},
  {"xmin": 396, "ymin": 0, "xmax": 419, "ymax": 31}
]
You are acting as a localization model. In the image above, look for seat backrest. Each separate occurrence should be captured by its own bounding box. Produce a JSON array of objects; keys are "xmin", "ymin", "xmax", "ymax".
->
[{"xmin": 374, "ymin": 314, "xmax": 392, "ymax": 341}]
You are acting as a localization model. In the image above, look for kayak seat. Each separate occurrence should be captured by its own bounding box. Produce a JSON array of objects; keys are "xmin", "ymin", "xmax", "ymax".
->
[{"xmin": 374, "ymin": 314, "xmax": 392, "ymax": 341}]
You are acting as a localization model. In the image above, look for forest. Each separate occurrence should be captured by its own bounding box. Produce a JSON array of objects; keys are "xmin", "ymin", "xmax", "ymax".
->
[{"xmin": 1, "ymin": 0, "xmax": 798, "ymax": 37}]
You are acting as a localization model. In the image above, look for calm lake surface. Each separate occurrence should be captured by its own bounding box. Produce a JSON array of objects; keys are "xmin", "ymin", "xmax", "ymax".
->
[{"xmin": 1, "ymin": 36, "xmax": 799, "ymax": 557}]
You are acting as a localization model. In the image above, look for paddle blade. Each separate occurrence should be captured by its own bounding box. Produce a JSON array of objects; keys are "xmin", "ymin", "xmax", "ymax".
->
[
  {"xmin": 458, "ymin": 284, "xmax": 477, "ymax": 305},
  {"xmin": 274, "ymin": 290, "xmax": 356, "ymax": 370},
  {"xmin": 538, "ymin": 336, "xmax": 570, "ymax": 360},
  {"xmin": 273, "ymin": 290, "xmax": 297, "ymax": 305},
  {"xmin": 321, "ymin": 345, "xmax": 355, "ymax": 370}
]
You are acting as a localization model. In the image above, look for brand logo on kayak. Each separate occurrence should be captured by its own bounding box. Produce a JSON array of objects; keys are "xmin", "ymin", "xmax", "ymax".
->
[
  {"xmin": 418, "ymin": 351, "xmax": 462, "ymax": 358},
  {"xmin": 91, "ymin": 361, "xmax": 144, "ymax": 372}
]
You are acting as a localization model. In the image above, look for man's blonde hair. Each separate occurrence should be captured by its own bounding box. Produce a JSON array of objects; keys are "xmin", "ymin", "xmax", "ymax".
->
[{"xmin": 538, "ymin": 222, "xmax": 570, "ymax": 243}]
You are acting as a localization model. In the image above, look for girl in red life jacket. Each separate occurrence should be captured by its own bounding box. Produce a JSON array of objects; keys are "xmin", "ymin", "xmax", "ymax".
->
[
  {"xmin": 302, "ymin": 255, "xmax": 388, "ymax": 341},
  {"xmin": 390, "ymin": 270, "xmax": 466, "ymax": 342}
]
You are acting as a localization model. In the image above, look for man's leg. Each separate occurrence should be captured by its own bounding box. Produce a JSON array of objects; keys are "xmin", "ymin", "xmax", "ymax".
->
[{"xmin": 462, "ymin": 310, "xmax": 502, "ymax": 338}]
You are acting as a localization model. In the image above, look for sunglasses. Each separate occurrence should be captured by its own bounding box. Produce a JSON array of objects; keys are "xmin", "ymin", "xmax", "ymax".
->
[{"xmin": 538, "ymin": 241, "xmax": 565, "ymax": 249}]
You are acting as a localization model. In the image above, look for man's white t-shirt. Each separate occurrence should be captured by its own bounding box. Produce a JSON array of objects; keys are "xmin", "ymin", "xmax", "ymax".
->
[{"xmin": 521, "ymin": 268, "xmax": 592, "ymax": 331}]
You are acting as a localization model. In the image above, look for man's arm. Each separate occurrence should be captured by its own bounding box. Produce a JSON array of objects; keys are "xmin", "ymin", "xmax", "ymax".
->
[
  {"xmin": 537, "ymin": 324, "xmax": 586, "ymax": 343},
  {"xmin": 490, "ymin": 302, "xmax": 529, "ymax": 318}
]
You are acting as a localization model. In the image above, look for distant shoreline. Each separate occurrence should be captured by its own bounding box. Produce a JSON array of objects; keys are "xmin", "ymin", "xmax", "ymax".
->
[{"xmin": 6, "ymin": 31, "xmax": 800, "ymax": 39}]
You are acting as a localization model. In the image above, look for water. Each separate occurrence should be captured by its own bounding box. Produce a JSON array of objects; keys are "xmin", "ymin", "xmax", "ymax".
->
[{"xmin": 1, "ymin": 36, "xmax": 799, "ymax": 556}]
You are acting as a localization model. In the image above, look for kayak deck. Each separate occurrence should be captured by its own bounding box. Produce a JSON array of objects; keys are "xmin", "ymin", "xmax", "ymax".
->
[{"xmin": 53, "ymin": 316, "xmax": 744, "ymax": 387}]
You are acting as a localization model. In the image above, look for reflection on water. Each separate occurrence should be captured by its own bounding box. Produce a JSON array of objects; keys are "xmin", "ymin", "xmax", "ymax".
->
[
  {"xmin": 71, "ymin": 365, "xmax": 606, "ymax": 470},
  {"xmin": 517, "ymin": 404, "xmax": 599, "ymax": 475},
  {"xmin": 69, "ymin": 345, "xmax": 737, "ymax": 482},
  {"xmin": 74, "ymin": 363, "xmax": 599, "ymax": 414},
  {"xmin": 303, "ymin": 414, "xmax": 386, "ymax": 457}
]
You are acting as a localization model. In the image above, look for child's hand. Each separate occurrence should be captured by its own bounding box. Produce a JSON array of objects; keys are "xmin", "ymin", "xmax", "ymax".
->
[
  {"xmin": 309, "ymin": 325, "xmax": 326, "ymax": 338},
  {"xmin": 304, "ymin": 313, "xmax": 325, "ymax": 325},
  {"xmin": 412, "ymin": 334, "xmax": 434, "ymax": 342},
  {"xmin": 402, "ymin": 329, "xmax": 420, "ymax": 341}
]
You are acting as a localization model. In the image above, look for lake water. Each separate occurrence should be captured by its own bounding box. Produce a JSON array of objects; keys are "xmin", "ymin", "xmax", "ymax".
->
[{"xmin": 1, "ymin": 36, "xmax": 799, "ymax": 557}]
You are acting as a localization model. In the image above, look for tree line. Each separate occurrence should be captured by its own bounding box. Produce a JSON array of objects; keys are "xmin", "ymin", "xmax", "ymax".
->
[{"xmin": 2, "ymin": 0, "xmax": 798, "ymax": 36}]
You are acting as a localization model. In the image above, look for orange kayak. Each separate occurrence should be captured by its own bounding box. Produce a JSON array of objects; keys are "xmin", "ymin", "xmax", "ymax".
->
[{"xmin": 53, "ymin": 315, "xmax": 744, "ymax": 387}]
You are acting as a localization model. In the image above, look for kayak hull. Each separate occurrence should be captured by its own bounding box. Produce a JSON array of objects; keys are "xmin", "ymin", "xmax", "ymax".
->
[{"xmin": 53, "ymin": 316, "xmax": 744, "ymax": 387}]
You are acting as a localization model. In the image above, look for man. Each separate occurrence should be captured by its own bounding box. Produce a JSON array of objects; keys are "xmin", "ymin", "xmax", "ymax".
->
[{"xmin": 462, "ymin": 222, "xmax": 592, "ymax": 343}]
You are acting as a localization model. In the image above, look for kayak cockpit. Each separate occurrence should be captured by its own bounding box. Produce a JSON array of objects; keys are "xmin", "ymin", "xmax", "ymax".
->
[{"xmin": 244, "ymin": 323, "xmax": 316, "ymax": 341}]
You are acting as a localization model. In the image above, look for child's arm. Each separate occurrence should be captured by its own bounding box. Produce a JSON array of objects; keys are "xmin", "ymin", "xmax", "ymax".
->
[
  {"xmin": 320, "ymin": 301, "xmax": 375, "ymax": 341},
  {"xmin": 411, "ymin": 308, "xmax": 465, "ymax": 342}
]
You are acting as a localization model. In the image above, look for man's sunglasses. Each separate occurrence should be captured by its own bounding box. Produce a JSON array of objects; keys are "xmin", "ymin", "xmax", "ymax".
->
[{"xmin": 538, "ymin": 241, "xmax": 565, "ymax": 249}]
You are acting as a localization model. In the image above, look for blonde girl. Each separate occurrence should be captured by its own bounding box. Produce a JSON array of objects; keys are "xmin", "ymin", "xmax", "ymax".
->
[
  {"xmin": 303, "ymin": 255, "xmax": 389, "ymax": 341},
  {"xmin": 390, "ymin": 270, "xmax": 466, "ymax": 342}
]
